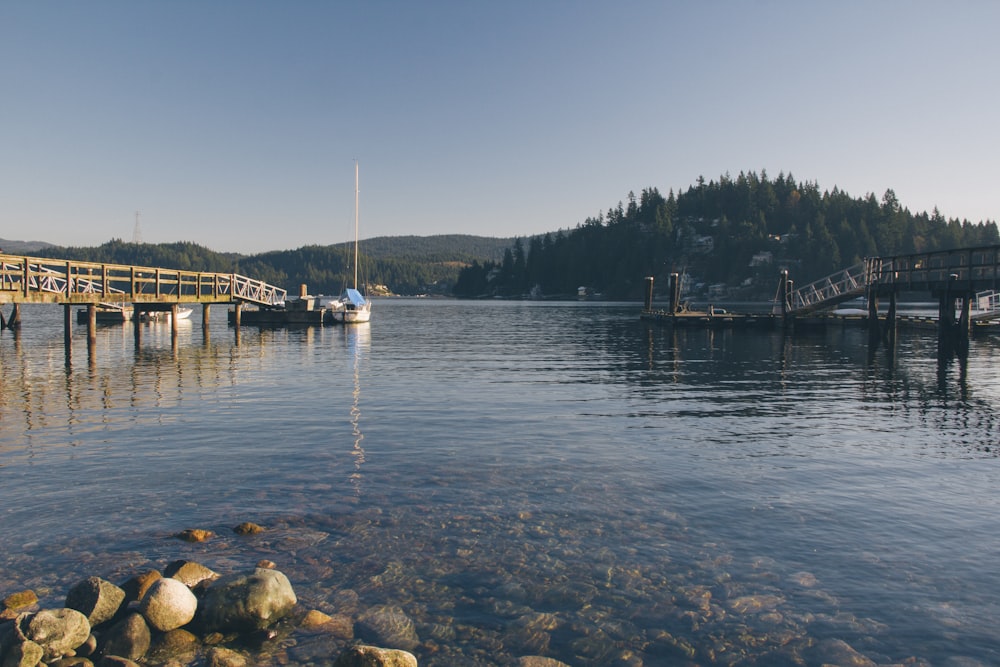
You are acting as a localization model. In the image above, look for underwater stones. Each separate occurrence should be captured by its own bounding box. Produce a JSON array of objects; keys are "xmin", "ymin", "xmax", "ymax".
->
[
  {"xmin": 22, "ymin": 608, "xmax": 91, "ymax": 661},
  {"xmin": 138, "ymin": 578, "xmax": 198, "ymax": 632},
  {"xmin": 355, "ymin": 605, "xmax": 419, "ymax": 651},
  {"xmin": 199, "ymin": 568, "xmax": 296, "ymax": 634},
  {"xmin": 233, "ymin": 522, "xmax": 264, "ymax": 536},
  {"xmin": 146, "ymin": 628, "xmax": 199, "ymax": 664},
  {"xmin": 2, "ymin": 592, "xmax": 38, "ymax": 613},
  {"xmin": 299, "ymin": 610, "xmax": 354, "ymax": 640},
  {"xmin": 807, "ymin": 638, "xmax": 877, "ymax": 667},
  {"xmin": 517, "ymin": 657, "xmax": 572, "ymax": 667},
  {"xmin": 332, "ymin": 644, "xmax": 418, "ymax": 667},
  {"xmin": 174, "ymin": 529, "xmax": 213, "ymax": 543},
  {"xmin": 206, "ymin": 646, "xmax": 248, "ymax": 667},
  {"xmin": 65, "ymin": 577, "xmax": 126, "ymax": 628},
  {"xmin": 99, "ymin": 612, "xmax": 150, "ymax": 662}
]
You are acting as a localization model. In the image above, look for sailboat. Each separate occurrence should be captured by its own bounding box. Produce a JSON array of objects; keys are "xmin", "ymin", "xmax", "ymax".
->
[{"xmin": 333, "ymin": 161, "xmax": 372, "ymax": 324}]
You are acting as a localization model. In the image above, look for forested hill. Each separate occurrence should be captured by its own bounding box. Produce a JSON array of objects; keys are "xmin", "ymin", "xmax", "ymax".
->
[
  {"xmin": 28, "ymin": 235, "xmax": 513, "ymax": 296},
  {"xmin": 454, "ymin": 171, "xmax": 1000, "ymax": 301}
]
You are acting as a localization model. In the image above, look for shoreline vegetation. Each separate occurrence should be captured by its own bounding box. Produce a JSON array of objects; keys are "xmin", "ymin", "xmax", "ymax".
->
[{"xmin": 7, "ymin": 171, "xmax": 998, "ymax": 303}]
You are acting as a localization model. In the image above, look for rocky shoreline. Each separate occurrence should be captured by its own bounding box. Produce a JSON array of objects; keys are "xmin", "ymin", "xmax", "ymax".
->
[{"xmin": 0, "ymin": 523, "xmax": 429, "ymax": 667}]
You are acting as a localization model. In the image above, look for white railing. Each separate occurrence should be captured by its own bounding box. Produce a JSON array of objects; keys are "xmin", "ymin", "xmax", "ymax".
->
[
  {"xmin": 0, "ymin": 255, "xmax": 285, "ymax": 307},
  {"xmin": 788, "ymin": 262, "xmax": 869, "ymax": 312}
]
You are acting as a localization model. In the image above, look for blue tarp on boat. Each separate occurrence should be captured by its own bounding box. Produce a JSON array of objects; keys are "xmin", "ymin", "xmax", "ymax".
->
[{"xmin": 339, "ymin": 288, "xmax": 368, "ymax": 307}]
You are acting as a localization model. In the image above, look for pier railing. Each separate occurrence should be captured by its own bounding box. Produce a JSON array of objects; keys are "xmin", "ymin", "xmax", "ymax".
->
[
  {"xmin": 0, "ymin": 255, "xmax": 286, "ymax": 307},
  {"xmin": 786, "ymin": 261, "xmax": 870, "ymax": 314}
]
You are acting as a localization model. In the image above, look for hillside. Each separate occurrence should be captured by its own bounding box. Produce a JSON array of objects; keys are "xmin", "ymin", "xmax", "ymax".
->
[{"xmin": 24, "ymin": 234, "xmax": 517, "ymax": 296}]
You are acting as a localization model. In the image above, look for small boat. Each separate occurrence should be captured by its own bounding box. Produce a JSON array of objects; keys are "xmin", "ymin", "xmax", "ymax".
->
[
  {"xmin": 332, "ymin": 161, "xmax": 372, "ymax": 324},
  {"xmin": 142, "ymin": 307, "xmax": 193, "ymax": 322}
]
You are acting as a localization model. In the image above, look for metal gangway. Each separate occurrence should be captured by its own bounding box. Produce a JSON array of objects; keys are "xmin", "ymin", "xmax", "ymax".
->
[
  {"xmin": 0, "ymin": 254, "xmax": 286, "ymax": 308},
  {"xmin": 778, "ymin": 261, "xmax": 873, "ymax": 315}
]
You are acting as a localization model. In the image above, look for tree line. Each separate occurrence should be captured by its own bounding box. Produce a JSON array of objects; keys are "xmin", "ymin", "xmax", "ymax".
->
[{"xmin": 453, "ymin": 171, "xmax": 1000, "ymax": 300}]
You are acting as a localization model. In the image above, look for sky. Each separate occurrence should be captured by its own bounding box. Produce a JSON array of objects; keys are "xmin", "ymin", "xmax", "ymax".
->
[{"xmin": 2, "ymin": 1, "xmax": 999, "ymax": 255}]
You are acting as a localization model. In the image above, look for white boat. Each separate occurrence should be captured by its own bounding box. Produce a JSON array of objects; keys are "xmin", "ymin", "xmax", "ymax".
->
[
  {"xmin": 142, "ymin": 307, "xmax": 193, "ymax": 322},
  {"xmin": 332, "ymin": 161, "xmax": 372, "ymax": 324}
]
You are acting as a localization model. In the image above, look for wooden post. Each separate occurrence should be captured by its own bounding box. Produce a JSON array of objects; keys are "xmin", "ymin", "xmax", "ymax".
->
[
  {"xmin": 87, "ymin": 303, "xmax": 97, "ymax": 346},
  {"xmin": 63, "ymin": 303, "xmax": 73, "ymax": 349},
  {"xmin": 8, "ymin": 303, "xmax": 20, "ymax": 329},
  {"xmin": 643, "ymin": 276, "xmax": 654, "ymax": 312},
  {"xmin": 668, "ymin": 273, "xmax": 680, "ymax": 314},
  {"xmin": 233, "ymin": 302, "xmax": 242, "ymax": 328},
  {"xmin": 867, "ymin": 287, "xmax": 880, "ymax": 351},
  {"xmin": 133, "ymin": 304, "xmax": 142, "ymax": 348},
  {"xmin": 884, "ymin": 290, "xmax": 897, "ymax": 348}
]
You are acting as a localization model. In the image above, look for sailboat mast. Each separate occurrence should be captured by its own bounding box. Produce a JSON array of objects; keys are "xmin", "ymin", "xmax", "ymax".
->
[{"xmin": 354, "ymin": 160, "xmax": 360, "ymax": 290}]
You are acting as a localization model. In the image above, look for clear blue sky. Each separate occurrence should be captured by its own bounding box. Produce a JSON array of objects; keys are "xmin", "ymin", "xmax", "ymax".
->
[{"xmin": 2, "ymin": 1, "xmax": 998, "ymax": 254}]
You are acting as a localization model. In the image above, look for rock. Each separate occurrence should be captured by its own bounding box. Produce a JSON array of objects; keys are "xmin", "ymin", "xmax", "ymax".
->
[
  {"xmin": 99, "ymin": 613, "xmax": 150, "ymax": 662},
  {"xmin": 2, "ymin": 591, "xmax": 38, "ymax": 612},
  {"xmin": 119, "ymin": 571, "xmax": 161, "ymax": 604},
  {"xmin": 256, "ymin": 560, "xmax": 276, "ymax": 569},
  {"xmin": 77, "ymin": 633, "xmax": 98, "ymax": 657},
  {"xmin": 96, "ymin": 656, "xmax": 141, "ymax": 667},
  {"xmin": 199, "ymin": 569, "xmax": 296, "ymax": 634},
  {"xmin": 49, "ymin": 657, "xmax": 95, "ymax": 667},
  {"xmin": 333, "ymin": 644, "xmax": 418, "ymax": 667},
  {"xmin": 175, "ymin": 529, "xmax": 213, "ymax": 543},
  {"xmin": 355, "ymin": 606, "xmax": 419, "ymax": 651},
  {"xmin": 807, "ymin": 638, "xmax": 877, "ymax": 667},
  {"xmin": 66, "ymin": 578, "xmax": 126, "ymax": 628},
  {"xmin": 164, "ymin": 561, "xmax": 219, "ymax": 588},
  {"xmin": 299, "ymin": 610, "xmax": 353, "ymax": 640},
  {"xmin": 138, "ymin": 578, "xmax": 198, "ymax": 632},
  {"xmin": 23, "ymin": 608, "xmax": 91, "ymax": 661},
  {"xmin": 517, "ymin": 658, "xmax": 572, "ymax": 667},
  {"xmin": 206, "ymin": 646, "xmax": 248, "ymax": 667},
  {"xmin": 233, "ymin": 522, "xmax": 264, "ymax": 535},
  {"xmin": 147, "ymin": 628, "xmax": 199, "ymax": 664},
  {"xmin": 2, "ymin": 638, "xmax": 44, "ymax": 667}
]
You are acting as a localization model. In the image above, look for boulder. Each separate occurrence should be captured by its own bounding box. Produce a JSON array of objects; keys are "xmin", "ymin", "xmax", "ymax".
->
[
  {"xmin": 22, "ymin": 608, "xmax": 91, "ymax": 661},
  {"xmin": 147, "ymin": 628, "xmax": 199, "ymax": 665},
  {"xmin": 96, "ymin": 656, "xmax": 141, "ymax": 667},
  {"xmin": 119, "ymin": 571, "xmax": 161, "ymax": 605},
  {"xmin": 199, "ymin": 569, "xmax": 296, "ymax": 633},
  {"xmin": 355, "ymin": 606, "xmax": 419, "ymax": 651},
  {"xmin": 138, "ymin": 578, "xmax": 198, "ymax": 632},
  {"xmin": 99, "ymin": 613, "xmax": 150, "ymax": 662},
  {"xmin": 333, "ymin": 645, "xmax": 418, "ymax": 667},
  {"xmin": 164, "ymin": 561, "xmax": 219, "ymax": 588},
  {"xmin": 65, "ymin": 578, "xmax": 126, "ymax": 627},
  {"xmin": 1, "ymin": 638, "xmax": 44, "ymax": 667}
]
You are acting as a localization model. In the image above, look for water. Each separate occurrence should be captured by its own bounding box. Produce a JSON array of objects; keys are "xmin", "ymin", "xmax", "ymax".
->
[{"xmin": 2, "ymin": 300, "xmax": 1000, "ymax": 666}]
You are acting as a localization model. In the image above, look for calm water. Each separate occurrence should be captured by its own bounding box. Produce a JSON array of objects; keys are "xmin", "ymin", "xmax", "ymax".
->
[{"xmin": 2, "ymin": 300, "xmax": 1000, "ymax": 666}]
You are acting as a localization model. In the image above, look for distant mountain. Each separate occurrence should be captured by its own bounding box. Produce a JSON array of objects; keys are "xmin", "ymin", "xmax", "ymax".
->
[
  {"xmin": 356, "ymin": 234, "xmax": 514, "ymax": 263},
  {"xmin": 0, "ymin": 238, "xmax": 56, "ymax": 254}
]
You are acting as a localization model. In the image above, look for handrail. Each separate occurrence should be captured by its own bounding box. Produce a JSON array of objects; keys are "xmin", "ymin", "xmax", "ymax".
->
[{"xmin": 0, "ymin": 254, "xmax": 286, "ymax": 307}]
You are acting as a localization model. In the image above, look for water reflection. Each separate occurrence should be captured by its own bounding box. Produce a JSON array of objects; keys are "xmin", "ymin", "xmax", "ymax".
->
[{"xmin": 346, "ymin": 323, "xmax": 370, "ymax": 496}]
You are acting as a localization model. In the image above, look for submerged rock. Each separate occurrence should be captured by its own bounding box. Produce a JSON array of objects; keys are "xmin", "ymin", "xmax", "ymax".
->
[
  {"xmin": 199, "ymin": 568, "xmax": 297, "ymax": 634},
  {"xmin": 355, "ymin": 605, "xmax": 420, "ymax": 652},
  {"xmin": 333, "ymin": 644, "xmax": 418, "ymax": 667}
]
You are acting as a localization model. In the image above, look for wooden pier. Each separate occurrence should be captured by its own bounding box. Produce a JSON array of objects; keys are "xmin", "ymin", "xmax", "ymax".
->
[
  {"xmin": 642, "ymin": 244, "xmax": 1000, "ymax": 356},
  {"xmin": 0, "ymin": 253, "xmax": 287, "ymax": 349}
]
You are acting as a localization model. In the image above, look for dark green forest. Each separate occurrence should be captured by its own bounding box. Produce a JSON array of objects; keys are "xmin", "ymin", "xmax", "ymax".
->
[
  {"xmin": 454, "ymin": 171, "xmax": 1000, "ymax": 300},
  {"xmin": 22, "ymin": 171, "xmax": 999, "ymax": 300},
  {"xmin": 33, "ymin": 235, "xmax": 512, "ymax": 296}
]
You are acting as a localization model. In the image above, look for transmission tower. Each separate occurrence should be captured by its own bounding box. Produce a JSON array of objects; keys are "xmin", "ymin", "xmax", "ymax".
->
[{"xmin": 132, "ymin": 210, "xmax": 143, "ymax": 244}]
